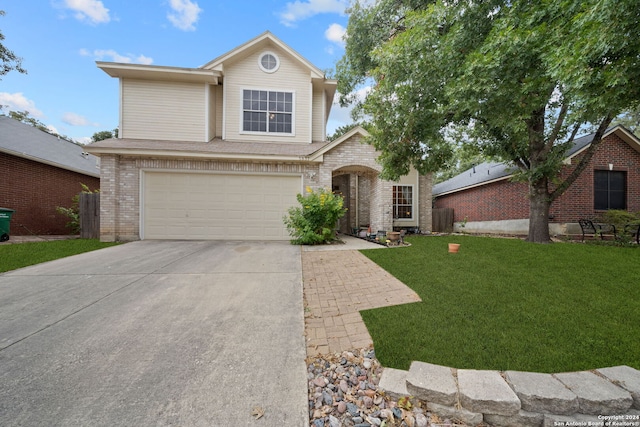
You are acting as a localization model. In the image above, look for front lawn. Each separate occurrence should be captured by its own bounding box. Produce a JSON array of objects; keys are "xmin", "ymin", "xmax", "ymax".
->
[
  {"xmin": 360, "ymin": 235, "xmax": 640, "ymax": 373},
  {"xmin": 0, "ymin": 239, "xmax": 120, "ymax": 273}
]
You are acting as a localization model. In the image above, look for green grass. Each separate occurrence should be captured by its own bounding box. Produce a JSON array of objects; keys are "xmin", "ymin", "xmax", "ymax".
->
[
  {"xmin": 360, "ymin": 235, "xmax": 640, "ymax": 373},
  {"xmin": 0, "ymin": 239, "xmax": 120, "ymax": 273}
]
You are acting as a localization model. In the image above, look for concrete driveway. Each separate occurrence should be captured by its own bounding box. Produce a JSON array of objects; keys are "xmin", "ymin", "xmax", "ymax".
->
[{"xmin": 0, "ymin": 240, "xmax": 307, "ymax": 426}]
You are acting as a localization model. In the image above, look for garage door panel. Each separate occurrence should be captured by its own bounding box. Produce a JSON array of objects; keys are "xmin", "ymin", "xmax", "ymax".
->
[{"xmin": 143, "ymin": 172, "xmax": 300, "ymax": 240}]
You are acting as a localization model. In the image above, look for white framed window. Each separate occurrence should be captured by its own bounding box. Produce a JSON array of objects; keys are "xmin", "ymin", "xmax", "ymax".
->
[
  {"xmin": 242, "ymin": 89, "xmax": 294, "ymax": 134},
  {"xmin": 393, "ymin": 185, "xmax": 413, "ymax": 219},
  {"xmin": 258, "ymin": 52, "xmax": 279, "ymax": 73}
]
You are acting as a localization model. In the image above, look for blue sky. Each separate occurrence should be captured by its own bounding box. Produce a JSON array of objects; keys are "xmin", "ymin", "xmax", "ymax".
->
[{"xmin": 0, "ymin": 0, "xmax": 355, "ymax": 143}]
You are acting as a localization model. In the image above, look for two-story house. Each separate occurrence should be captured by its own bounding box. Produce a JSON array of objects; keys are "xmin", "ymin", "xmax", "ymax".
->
[{"xmin": 87, "ymin": 32, "xmax": 432, "ymax": 241}]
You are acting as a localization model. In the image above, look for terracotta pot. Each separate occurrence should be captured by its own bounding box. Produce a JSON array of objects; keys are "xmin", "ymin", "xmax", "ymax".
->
[{"xmin": 448, "ymin": 243, "xmax": 460, "ymax": 253}]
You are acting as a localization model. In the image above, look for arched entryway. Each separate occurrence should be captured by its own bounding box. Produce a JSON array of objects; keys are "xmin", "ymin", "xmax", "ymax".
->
[{"xmin": 331, "ymin": 165, "xmax": 387, "ymax": 235}]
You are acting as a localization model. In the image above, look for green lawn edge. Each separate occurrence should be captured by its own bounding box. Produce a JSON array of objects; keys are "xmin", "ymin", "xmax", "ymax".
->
[
  {"xmin": 360, "ymin": 235, "xmax": 640, "ymax": 373},
  {"xmin": 0, "ymin": 239, "xmax": 120, "ymax": 273}
]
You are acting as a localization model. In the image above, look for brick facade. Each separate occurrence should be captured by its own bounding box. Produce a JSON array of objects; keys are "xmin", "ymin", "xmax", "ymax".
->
[
  {"xmin": 434, "ymin": 133, "xmax": 640, "ymax": 234},
  {"xmin": 98, "ymin": 132, "xmax": 432, "ymax": 241},
  {"xmin": 0, "ymin": 152, "xmax": 100, "ymax": 235}
]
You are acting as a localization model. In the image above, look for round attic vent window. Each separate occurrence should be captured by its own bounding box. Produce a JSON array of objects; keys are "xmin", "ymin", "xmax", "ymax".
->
[{"xmin": 259, "ymin": 52, "xmax": 279, "ymax": 73}]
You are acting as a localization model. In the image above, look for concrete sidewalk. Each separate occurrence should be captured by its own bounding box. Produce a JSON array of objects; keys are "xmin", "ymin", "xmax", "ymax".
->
[{"xmin": 302, "ymin": 236, "xmax": 421, "ymax": 356}]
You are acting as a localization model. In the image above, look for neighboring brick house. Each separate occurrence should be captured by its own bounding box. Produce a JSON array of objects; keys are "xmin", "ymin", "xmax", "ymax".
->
[
  {"xmin": 433, "ymin": 126, "xmax": 640, "ymax": 236},
  {"xmin": 87, "ymin": 32, "xmax": 432, "ymax": 241},
  {"xmin": 0, "ymin": 115, "xmax": 100, "ymax": 236}
]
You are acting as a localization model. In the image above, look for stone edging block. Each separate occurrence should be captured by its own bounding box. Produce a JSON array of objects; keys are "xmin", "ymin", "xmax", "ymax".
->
[
  {"xmin": 597, "ymin": 365, "xmax": 640, "ymax": 409},
  {"xmin": 406, "ymin": 361, "xmax": 457, "ymax": 406},
  {"xmin": 505, "ymin": 370, "xmax": 579, "ymax": 415},
  {"xmin": 378, "ymin": 363, "xmax": 640, "ymax": 426},
  {"xmin": 554, "ymin": 371, "xmax": 633, "ymax": 415},
  {"xmin": 458, "ymin": 369, "xmax": 521, "ymax": 416}
]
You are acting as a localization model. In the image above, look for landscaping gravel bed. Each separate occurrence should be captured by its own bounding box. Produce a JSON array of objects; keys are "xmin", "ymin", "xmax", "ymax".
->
[{"xmin": 307, "ymin": 348, "xmax": 475, "ymax": 427}]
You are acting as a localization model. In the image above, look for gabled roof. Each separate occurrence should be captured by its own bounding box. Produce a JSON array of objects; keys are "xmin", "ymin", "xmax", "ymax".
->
[
  {"xmin": 0, "ymin": 116, "xmax": 100, "ymax": 177},
  {"xmin": 307, "ymin": 126, "xmax": 371, "ymax": 161},
  {"xmin": 201, "ymin": 31, "xmax": 327, "ymax": 80},
  {"xmin": 433, "ymin": 125, "xmax": 640, "ymax": 197}
]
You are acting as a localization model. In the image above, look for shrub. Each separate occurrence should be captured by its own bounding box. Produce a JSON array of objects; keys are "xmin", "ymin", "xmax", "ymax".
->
[
  {"xmin": 283, "ymin": 187, "xmax": 347, "ymax": 245},
  {"xmin": 597, "ymin": 209, "xmax": 640, "ymax": 245},
  {"xmin": 56, "ymin": 183, "xmax": 99, "ymax": 234}
]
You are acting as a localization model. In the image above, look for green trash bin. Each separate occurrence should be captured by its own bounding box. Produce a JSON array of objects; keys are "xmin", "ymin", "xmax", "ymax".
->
[{"xmin": 0, "ymin": 208, "xmax": 15, "ymax": 242}]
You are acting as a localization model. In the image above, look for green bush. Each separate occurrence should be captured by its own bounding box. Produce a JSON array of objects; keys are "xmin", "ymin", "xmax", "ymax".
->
[
  {"xmin": 56, "ymin": 183, "xmax": 99, "ymax": 233},
  {"xmin": 283, "ymin": 187, "xmax": 346, "ymax": 245},
  {"xmin": 597, "ymin": 209, "xmax": 640, "ymax": 244}
]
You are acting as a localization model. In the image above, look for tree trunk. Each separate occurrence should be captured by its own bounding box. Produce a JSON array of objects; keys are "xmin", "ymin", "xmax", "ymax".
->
[{"xmin": 527, "ymin": 178, "xmax": 552, "ymax": 243}]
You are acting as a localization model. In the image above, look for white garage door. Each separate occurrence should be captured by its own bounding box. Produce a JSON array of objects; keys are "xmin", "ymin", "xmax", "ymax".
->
[{"xmin": 143, "ymin": 172, "xmax": 301, "ymax": 240}]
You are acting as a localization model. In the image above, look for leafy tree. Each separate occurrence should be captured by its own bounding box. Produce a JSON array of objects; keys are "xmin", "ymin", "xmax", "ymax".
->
[
  {"xmin": 7, "ymin": 110, "xmax": 74, "ymax": 142},
  {"xmin": 1, "ymin": 10, "xmax": 26, "ymax": 79},
  {"xmin": 612, "ymin": 107, "xmax": 640, "ymax": 134},
  {"xmin": 8, "ymin": 110, "xmax": 49, "ymax": 132},
  {"xmin": 91, "ymin": 128, "xmax": 118, "ymax": 142},
  {"xmin": 336, "ymin": 0, "xmax": 640, "ymax": 243},
  {"xmin": 327, "ymin": 122, "xmax": 371, "ymax": 141}
]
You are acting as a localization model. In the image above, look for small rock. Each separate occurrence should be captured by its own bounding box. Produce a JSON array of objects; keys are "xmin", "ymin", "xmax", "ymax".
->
[
  {"xmin": 392, "ymin": 407, "xmax": 402, "ymax": 419},
  {"xmin": 363, "ymin": 396, "xmax": 373, "ymax": 408},
  {"xmin": 337, "ymin": 401, "xmax": 347, "ymax": 413},
  {"xmin": 313, "ymin": 419, "xmax": 324, "ymax": 427},
  {"xmin": 405, "ymin": 413, "xmax": 415, "ymax": 427},
  {"xmin": 329, "ymin": 415, "xmax": 340, "ymax": 427},
  {"xmin": 352, "ymin": 416, "xmax": 363, "ymax": 424},
  {"xmin": 415, "ymin": 413, "xmax": 428, "ymax": 427},
  {"xmin": 363, "ymin": 359, "xmax": 372, "ymax": 369},
  {"xmin": 322, "ymin": 391, "xmax": 333, "ymax": 406},
  {"xmin": 347, "ymin": 402, "xmax": 359, "ymax": 417},
  {"xmin": 379, "ymin": 409, "xmax": 392, "ymax": 419},
  {"xmin": 367, "ymin": 416, "xmax": 382, "ymax": 426},
  {"xmin": 313, "ymin": 377, "xmax": 326, "ymax": 387},
  {"xmin": 339, "ymin": 379, "xmax": 348, "ymax": 393}
]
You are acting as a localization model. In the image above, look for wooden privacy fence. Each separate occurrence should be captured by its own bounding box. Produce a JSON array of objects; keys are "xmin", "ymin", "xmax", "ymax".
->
[
  {"xmin": 79, "ymin": 192, "xmax": 100, "ymax": 239},
  {"xmin": 432, "ymin": 208, "xmax": 454, "ymax": 233}
]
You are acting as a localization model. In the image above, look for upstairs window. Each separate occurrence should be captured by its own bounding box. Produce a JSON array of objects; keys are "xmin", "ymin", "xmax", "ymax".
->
[
  {"xmin": 258, "ymin": 52, "xmax": 279, "ymax": 73},
  {"xmin": 242, "ymin": 90, "xmax": 293, "ymax": 134},
  {"xmin": 594, "ymin": 170, "xmax": 626, "ymax": 210},
  {"xmin": 393, "ymin": 185, "xmax": 413, "ymax": 219}
]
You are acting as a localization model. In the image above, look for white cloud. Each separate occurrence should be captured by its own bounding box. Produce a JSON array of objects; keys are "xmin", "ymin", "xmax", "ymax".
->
[
  {"xmin": 325, "ymin": 23, "xmax": 346, "ymax": 45},
  {"xmin": 83, "ymin": 49, "xmax": 153, "ymax": 64},
  {"xmin": 167, "ymin": 0, "xmax": 202, "ymax": 31},
  {"xmin": 0, "ymin": 92, "xmax": 44, "ymax": 118},
  {"xmin": 280, "ymin": 0, "xmax": 347, "ymax": 27},
  {"xmin": 325, "ymin": 23, "xmax": 346, "ymax": 54},
  {"xmin": 62, "ymin": 112, "xmax": 98, "ymax": 127},
  {"xmin": 47, "ymin": 124, "xmax": 61, "ymax": 135},
  {"xmin": 63, "ymin": 0, "xmax": 110, "ymax": 24}
]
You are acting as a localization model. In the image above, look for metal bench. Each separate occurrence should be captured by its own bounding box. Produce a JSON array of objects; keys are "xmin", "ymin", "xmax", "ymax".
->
[{"xmin": 578, "ymin": 219, "xmax": 617, "ymax": 241}]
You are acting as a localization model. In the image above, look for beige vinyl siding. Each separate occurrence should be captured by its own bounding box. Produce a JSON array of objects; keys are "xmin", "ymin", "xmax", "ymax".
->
[
  {"xmin": 224, "ymin": 46, "xmax": 312, "ymax": 143},
  {"xmin": 121, "ymin": 79, "xmax": 206, "ymax": 141},
  {"xmin": 207, "ymin": 84, "xmax": 216, "ymax": 140},
  {"xmin": 312, "ymin": 87, "xmax": 325, "ymax": 141},
  {"xmin": 215, "ymin": 85, "xmax": 223, "ymax": 138}
]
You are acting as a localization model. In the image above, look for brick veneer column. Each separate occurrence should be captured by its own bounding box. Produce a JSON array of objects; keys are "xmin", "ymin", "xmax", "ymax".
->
[
  {"xmin": 419, "ymin": 173, "xmax": 433, "ymax": 233},
  {"xmin": 99, "ymin": 154, "xmax": 118, "ymax": 242}
]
